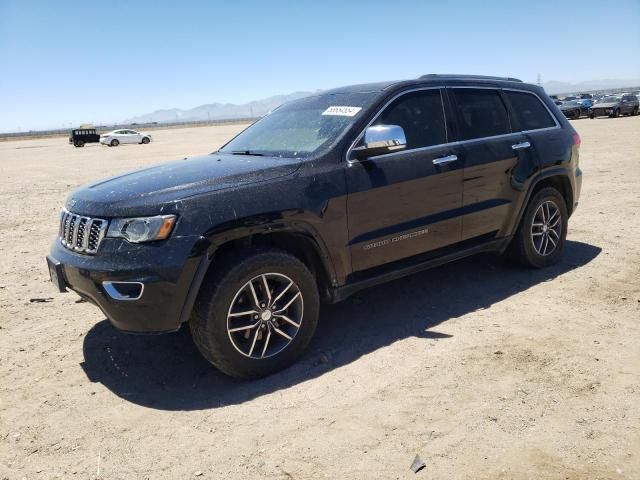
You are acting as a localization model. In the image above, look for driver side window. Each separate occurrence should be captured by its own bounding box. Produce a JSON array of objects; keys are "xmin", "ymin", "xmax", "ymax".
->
[{"xmin": 372, "ymin": 90, "xmax": 447, "ymax": 150}]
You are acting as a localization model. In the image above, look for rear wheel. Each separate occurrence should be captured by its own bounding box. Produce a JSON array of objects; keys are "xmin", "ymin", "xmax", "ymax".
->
[
  {"xmin": 74, "ymin": 140, "xmax": 84, "ymax": 147},
  {"xmin": 573, "ymin": 110, "xmax": 581, "ymax": 120},
  {"xmin": 110, "ymin": 139, "xmax": 119, "ymax": 147},
  {"xmin": 190, "ymin": 248, "xmax": 320, "ymax": 379},
  {"xmin": 507, "ymin": 187, "xmax": 568, "ymax": 268}
]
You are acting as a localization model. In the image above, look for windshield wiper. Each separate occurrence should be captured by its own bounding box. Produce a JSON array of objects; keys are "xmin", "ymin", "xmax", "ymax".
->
[{"xmin": 230, "ymin": 150, "xmax": 265, "ymax": 156}]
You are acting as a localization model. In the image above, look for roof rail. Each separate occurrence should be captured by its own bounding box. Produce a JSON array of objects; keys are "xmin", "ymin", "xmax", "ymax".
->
[{"xmin": 419, "ymin": 74, "xmax": 523, "ymax": 83}]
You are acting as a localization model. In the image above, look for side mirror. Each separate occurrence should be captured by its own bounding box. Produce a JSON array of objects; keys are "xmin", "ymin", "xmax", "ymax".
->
[{"xmin": 351, "ymin": 124, "xmax": 407, "ymax": 160}]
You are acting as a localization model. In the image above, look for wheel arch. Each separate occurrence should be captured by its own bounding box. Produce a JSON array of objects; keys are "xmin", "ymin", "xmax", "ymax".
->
[
  {"xmin": 508, "ymin": 168, "xmax": 575, "ymax": 243},
  {"xmin": 531, "ymin": 173, "xmax": 574, "ymax": 215},
  {"xmin": 178, "ymin": 224, "xmax": 337, "ymax": 326}
]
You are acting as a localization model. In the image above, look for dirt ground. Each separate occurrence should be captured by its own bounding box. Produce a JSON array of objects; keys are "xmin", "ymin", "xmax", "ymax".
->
[{"xmin": 1, "ymin": 117, "xmax": 639, "ymax": 480}]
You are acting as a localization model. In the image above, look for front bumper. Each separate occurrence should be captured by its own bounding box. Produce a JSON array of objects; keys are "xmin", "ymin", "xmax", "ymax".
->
[
  {"xmin": 47, "ymin": 235, "xmax": 203, "ymax": 333},
  {"xmin": 590, "ymin": 108, "xmax": 614, "ymax": 117},
  {"xmin": 561, "ymin": 109, "xmax": 581, "ymax": 117}
]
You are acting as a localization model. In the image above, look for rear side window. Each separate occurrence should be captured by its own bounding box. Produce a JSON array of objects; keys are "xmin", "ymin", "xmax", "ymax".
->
[
  {"xmin": 506, "ymin": 91, "xmax": 556, "ymax": 131},
  {"xmin": 451, "ymin": 89, "xmax": 510, "ymax": 141},
  {"xmin": 373, "ymin": 89, "xmax": 446, "ymax": 150}
]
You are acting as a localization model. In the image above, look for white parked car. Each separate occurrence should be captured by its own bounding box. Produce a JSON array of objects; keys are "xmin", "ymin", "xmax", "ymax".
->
[{"xmin": 100, "ymin": 129, "xmax": 152, "ymax": 147}]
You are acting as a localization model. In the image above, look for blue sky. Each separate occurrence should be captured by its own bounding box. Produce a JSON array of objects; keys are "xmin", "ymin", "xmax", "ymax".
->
[{"xmin": 1, "ymin": 0, "xmax": 639, "ymax": 132}]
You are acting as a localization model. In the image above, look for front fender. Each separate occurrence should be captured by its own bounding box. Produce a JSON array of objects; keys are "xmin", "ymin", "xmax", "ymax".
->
[{"xmin": 176, "ymin": 214, "xmax": 341, "ymax": 325}]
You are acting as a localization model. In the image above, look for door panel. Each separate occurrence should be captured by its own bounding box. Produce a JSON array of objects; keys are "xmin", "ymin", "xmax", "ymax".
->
[
  {"xmin": 460, "ymin": 134, "xmax": 523, "ymax": 240},
  {"xmin": 449, "ymin": 87, "xmax": 533, "ymax": 241},
  {"xmin": 347, "ymin": 145, "xmax": 463, "ymax": 272},
  {"xmin": 346, "ymin": 88, "xmax": 464, "ymax": 273}
]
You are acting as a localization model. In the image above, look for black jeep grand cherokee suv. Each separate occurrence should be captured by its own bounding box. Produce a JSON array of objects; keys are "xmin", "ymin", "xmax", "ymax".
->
[{"xmin": 47, "ymin": 74, "xmax": 582, "ymax": 378}]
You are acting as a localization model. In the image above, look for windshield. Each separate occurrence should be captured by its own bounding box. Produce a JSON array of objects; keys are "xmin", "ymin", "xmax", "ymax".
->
[
  {"xmin": 219, "ymin": 92, "xmax": 376, "ymax": 158},
  {"xmin": 597, "ymin": 96, "xmax": 620, "ymax": 103}
]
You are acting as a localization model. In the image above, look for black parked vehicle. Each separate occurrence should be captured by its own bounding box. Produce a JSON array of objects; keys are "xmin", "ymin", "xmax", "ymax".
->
[
  {"xmin": 47, "ymin": 74, "xmax": 582, "ymax": 378},
  {"xmin": 69, "ymin": 128, "xmax": 100, "ymax": 147},
  {"xmin": 558, "ymin": 100, "xmax": 583, "ymax": 119},
  {"xmin": 590, "ymin": 94, "xmax": 640, "ymax": 118}
]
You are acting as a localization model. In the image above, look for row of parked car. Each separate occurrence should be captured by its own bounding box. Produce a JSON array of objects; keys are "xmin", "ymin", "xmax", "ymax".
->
[
  {"xmin": 69, "ymin": 128, "xmax": 153, "ymax": 147},
  {"xmin": 551, "ymin": 92, "xmax": 640, "ymax": 120}
]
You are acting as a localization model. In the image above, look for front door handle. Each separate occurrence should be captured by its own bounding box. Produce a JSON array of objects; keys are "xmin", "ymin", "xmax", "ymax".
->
[
  {"xmin": 512, "ymin": 141, "xmax": 531, "ymax": 151},
  {"xmin": 432, "ymin": 154, "xmax": 458, "ymax": 165}
]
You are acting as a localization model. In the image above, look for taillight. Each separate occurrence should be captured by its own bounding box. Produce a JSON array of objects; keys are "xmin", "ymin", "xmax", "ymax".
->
[{"xmin": 573, "ymin": 132, "xmax": 581, "ymax": 148}]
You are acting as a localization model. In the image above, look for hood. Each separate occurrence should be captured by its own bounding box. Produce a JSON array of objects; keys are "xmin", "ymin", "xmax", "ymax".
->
[
  {"xmin": 593, "ymin": 102, "xmax": 619, "ymax": 108},
  {"xmin": 66, "ymin": 153, "xmax": 301, "ymax": 217}
]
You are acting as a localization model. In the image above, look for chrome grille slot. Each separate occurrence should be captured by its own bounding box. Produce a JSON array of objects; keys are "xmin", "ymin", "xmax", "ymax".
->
[
  {"xmin": 59, "ymin": 209, "xmax": 108, "ymax": 255},
  {"xmin": 87, "ymin": 219, "xmax": 107, "ymax": 253}
]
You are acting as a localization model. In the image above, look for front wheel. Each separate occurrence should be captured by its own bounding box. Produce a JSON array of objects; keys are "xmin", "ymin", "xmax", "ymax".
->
[
  {"xmin": 610, "ymin": 109, "xmax": 619, "ymax": 118},
  {"xmin": 507, "ymin": 187, "xmax": 568, "ymax": 268},
  {"xmin": 190, "ymin": 248, "xmax": 320, "ymax": 379},
  {"xmin": 141, "ymin": 137, "xmax": 150, "ymax": 144},
  {"xmin": 110, "ymin": 139, "xmax": 119, "ymax": 147},
  {"xmin": 632, "ymin": 107, "xmax": 639, "ymax": 116},
  {"xmin": 74, "ymin": 141, "xmax": 84, "ymax": 147}
]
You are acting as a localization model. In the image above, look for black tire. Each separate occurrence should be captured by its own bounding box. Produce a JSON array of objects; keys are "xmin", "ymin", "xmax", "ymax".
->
[
  {"xmin": 573, "ymin": 110, "xmax": 581, "ymax": 120},
  {"xmin": 507, "ymin": 187, "xmax": 568, "ymax": 268},
  {"xmin": 610, "ymin": 109, "xmax": 619, "ymax": 118},
  {"xmin": 110, "ymin": 139, "xmax": 119, "ymax": 147},
  {"xmin": 141, "ymin": 137, "xmax": 150, "ymax": 144},
  {"xmin": 74, "ymin": 141, "xmax": 84, "ymax": 147},
  {"xmin": 190, "ymin": 248, "xmax": 320, "ymax": 379},
  {"xmin": 632, "ymin": 107, "xmax": 639, "ymax": 116}
]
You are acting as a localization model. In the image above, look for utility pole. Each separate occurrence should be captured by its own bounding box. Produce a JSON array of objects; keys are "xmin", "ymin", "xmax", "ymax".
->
[{"xmin": 537, "ymin": 73, "xmax": 542, "ymax": 86}]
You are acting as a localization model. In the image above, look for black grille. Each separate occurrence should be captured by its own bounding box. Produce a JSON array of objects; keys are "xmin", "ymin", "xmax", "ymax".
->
[{"xmin": 59, "ymin": 210, "xmax": 107, "ymax": 255}]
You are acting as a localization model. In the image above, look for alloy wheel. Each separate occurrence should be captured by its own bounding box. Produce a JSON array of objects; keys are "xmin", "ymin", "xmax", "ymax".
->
[
  {"xmin": 226, "ymin": 273, "xmax": 304, "ymax": 359},
  {"xmin": 530, "ymin": 200, "xmax": 562, "ymax": 256}
]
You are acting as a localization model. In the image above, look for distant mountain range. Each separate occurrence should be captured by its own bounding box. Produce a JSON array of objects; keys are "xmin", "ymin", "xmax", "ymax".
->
[
  {"xmin": 125, "ymin": 91, "xmax": 319, "ymax": 124},
  {"xmin": 541, "ymin": 79, "xmax": 640, "ymax": 94},
  {"xmin": 125, "ymin": 79, "xmax": 640, "ymax": 124}
]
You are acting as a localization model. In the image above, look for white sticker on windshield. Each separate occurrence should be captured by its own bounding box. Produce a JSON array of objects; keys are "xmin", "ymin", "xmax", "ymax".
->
[{"xmin": 322, "ymin": 106, "xmax": 362, "ymax": 117}]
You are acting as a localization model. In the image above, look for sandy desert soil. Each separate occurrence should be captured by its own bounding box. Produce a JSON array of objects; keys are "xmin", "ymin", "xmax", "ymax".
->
[{"xmin": 1, "ymin": 118, "xmax": 639, "ymax": 479}]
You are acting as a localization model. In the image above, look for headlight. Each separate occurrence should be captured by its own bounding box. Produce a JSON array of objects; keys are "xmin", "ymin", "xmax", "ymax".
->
[{"xmin": 106, "ymin": 215, "xmax": 177, "ymax": 243}]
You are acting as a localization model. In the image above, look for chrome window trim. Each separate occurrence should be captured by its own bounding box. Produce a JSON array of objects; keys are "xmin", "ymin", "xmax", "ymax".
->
[
  {"xmin": 501, "ymin": 87, "xmax": 561, "ymax": 131},
  {"xmin": 448, "ymin": 85, "xmax": 561, "ymax": 134},
  {"xmin": 346, "ymin": 84, "xmax": 564, "ymax": 164},
  {"xmin": 446, "ymin": 85, "xmax": 515, "ymax": 140},
  {"xmin": 346, "ymin": 86, "xmax": 446, "ymax": 164}
]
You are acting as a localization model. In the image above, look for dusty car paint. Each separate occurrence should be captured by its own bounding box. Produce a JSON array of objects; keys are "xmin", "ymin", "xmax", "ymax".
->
[{"xmin": 48, "ymin": 76, "xmax": 582, "ymax": 333}]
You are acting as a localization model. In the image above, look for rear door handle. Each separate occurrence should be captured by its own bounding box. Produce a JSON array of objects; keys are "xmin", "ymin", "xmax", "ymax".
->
[
  {"xmin": 432, "ymin": 154, "xmax": 458, "ymax": 165},
  {"xmin": 512, "ymin": 141, "xmax": 531, "ymax": 151}
]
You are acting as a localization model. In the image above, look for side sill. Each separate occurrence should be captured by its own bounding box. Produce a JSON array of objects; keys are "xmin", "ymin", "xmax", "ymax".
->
[{"xmin": 327, "ymin": 238, "xmax": 510, "ymax": 304}]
